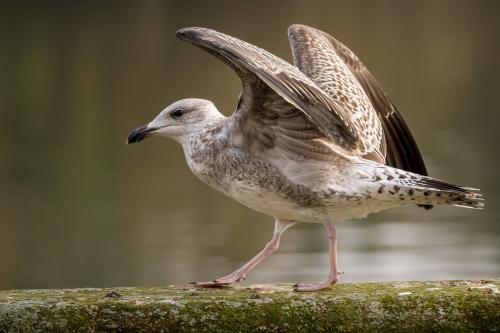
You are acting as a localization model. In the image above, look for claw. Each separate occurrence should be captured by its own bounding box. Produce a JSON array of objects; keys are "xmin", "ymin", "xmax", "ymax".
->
[
  {"xmin": 294, "ymin": 281, "xmax": 333, "ymax": 292},
  {"xmin": 190, "ymin": 273, "xmax": 246, "ymax": 288},
  {"xmin": 191, "ymin": 280, "xmax": 233, "ymax": 288},
  {"xmin": 293, "ymin": 273, "xmax": 341, "ymax": 292}
]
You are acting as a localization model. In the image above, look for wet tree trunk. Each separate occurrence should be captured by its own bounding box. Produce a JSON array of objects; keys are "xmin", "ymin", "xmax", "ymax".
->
[{"xmin": 1, "ymin": 280, "xmax": 499, "ymax": 332}]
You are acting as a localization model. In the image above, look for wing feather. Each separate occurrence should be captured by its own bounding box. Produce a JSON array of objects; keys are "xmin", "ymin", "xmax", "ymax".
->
[
  {"xmin": 288, "ymin": 24, "xmax": 431, "ymax": 208},
  {"xmin": 288, "ymin": 24, "xmax": 428, "ymax": 176},
  {"xmin": 177, "ymin": 27, "xmax": 376, "ymax": 156}
]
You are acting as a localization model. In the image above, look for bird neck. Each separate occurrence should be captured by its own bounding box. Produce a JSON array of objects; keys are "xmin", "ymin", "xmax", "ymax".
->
[{"xmin": 179, "ymin": 117, "xmax": 227, "ymax": 147}]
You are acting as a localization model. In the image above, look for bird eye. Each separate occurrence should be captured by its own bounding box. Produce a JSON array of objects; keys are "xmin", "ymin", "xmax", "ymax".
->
[{"xmin": 171, "ymin": 109, "xmax": 184, "ymax": 118}]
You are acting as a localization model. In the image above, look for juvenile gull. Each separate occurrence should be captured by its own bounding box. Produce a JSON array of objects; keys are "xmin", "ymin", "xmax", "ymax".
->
[{"xmin": 127, "ymin": 25, "xmax": 483, "ymax": 291}]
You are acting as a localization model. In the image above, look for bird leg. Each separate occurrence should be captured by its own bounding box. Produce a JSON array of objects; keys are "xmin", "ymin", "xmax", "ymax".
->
[
  {"xmin": 192, "ymin": 219, "xmax": 295, "ymax": 287},
  {"xmin": 294, "ymin": 220, "xmax": 341, "ymax": 292}
]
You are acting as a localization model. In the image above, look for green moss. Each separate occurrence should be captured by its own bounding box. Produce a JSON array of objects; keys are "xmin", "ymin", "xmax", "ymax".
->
[{"xmin": 1, "ymin": 280, "xmax": 499, "ymax": 332}]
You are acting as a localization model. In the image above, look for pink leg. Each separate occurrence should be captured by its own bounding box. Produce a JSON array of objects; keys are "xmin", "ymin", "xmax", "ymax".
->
[
  {"xmin": 294, "ymin": 221, "xmax": 341, "ymax": 292},
  {"xmin": 193, "ymin": 219, "xmax": 295, "ymax": 287}
]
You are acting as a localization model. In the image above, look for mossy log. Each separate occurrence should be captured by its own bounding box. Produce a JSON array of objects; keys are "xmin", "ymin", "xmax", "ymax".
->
[{"xmin": 1, "ymin": 280, "xmax": 499, "ymax": 332}]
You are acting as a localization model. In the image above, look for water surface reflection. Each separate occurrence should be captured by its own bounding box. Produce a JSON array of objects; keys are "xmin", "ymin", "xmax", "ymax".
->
[{"xmin": 0, "ymin": 1, "xmax": 498, "ymax": 289}]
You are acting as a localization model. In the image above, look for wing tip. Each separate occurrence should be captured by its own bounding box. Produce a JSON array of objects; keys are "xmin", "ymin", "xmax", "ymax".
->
[
  {"xmin": 176, "ymin": 27, "xmax": 209, "ymax": 41},
  {"xmin": 176, "ymin": 27, "xmax": 195, "ymax": 40},
  {"xmin": 287, "ymin": 24, "xmax": 314, "ymax": 36},
  {"xmin": 288, "ymin": 23, "xmax": 305, "ymax": 31}
]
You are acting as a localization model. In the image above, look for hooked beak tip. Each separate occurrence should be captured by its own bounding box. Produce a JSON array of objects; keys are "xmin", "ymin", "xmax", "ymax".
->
[{"xmin": 126, "ymin": 125, "xmax": 156, "ymax": 145}]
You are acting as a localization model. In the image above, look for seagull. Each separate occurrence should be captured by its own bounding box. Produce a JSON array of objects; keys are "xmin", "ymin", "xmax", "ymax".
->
[{"xmin": 127, "ymin": 25, "xmax": 482, "ymax": 291}]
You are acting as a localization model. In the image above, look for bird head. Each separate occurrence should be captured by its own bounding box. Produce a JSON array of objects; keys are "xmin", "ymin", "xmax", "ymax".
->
[{"xmin": 127, "ymin": 98, "xmax": 223, "ymax": 144}]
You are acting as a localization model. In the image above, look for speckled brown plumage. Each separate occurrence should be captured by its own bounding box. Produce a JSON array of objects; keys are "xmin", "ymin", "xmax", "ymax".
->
[{"xmin": 127, "ymin": 25, "xmax": 483, "ymax": 291}]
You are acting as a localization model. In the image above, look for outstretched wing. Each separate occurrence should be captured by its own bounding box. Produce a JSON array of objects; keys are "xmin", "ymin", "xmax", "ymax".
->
[
  {"xmin": 177, "ymin": 27, "xmax": 379, "ymax": 159},
  {"xmin": 288, "ymin": 24, "xmax": 428, "ymax": 176}
]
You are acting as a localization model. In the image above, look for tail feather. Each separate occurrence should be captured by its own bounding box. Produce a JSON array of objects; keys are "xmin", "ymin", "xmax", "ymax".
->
[
  {"xmin": 372, "ymin": 166, "xmax": 484, "ymax": 210},
  {"xmin": 411, "ymin": 176, "xmax": 483, "ymax": 209}
]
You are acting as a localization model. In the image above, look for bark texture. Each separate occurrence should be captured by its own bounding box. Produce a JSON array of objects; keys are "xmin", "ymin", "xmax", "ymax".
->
[{"xmin": 1, "ymin": 280, "xmax": 499, "ymax": 332}]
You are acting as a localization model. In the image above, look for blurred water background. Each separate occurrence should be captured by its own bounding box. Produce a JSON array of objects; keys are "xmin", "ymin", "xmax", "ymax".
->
[{"xmin": 0, "ymin": 0, "xmax": 499, "ymax": 289}]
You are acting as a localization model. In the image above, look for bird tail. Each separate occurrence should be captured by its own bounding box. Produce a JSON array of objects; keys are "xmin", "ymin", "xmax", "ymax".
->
[
  {"xmin": 406, "ymin": 175, "xmax": 483, "ymax": 209},
  {"xmin": 370, "ymin": 166, "xmax": 484, "ymax": 209}
]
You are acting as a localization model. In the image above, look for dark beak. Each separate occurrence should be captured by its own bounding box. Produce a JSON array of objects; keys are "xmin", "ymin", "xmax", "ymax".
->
[{"xmin": 126, "ymin": 125, "xmax": 157, "ymax": 144}]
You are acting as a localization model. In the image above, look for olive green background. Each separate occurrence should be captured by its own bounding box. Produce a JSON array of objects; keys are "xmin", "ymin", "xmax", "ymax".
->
[{"xmin": 0, "ymin": 0, "xmax": 498, "ymax": 289}]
